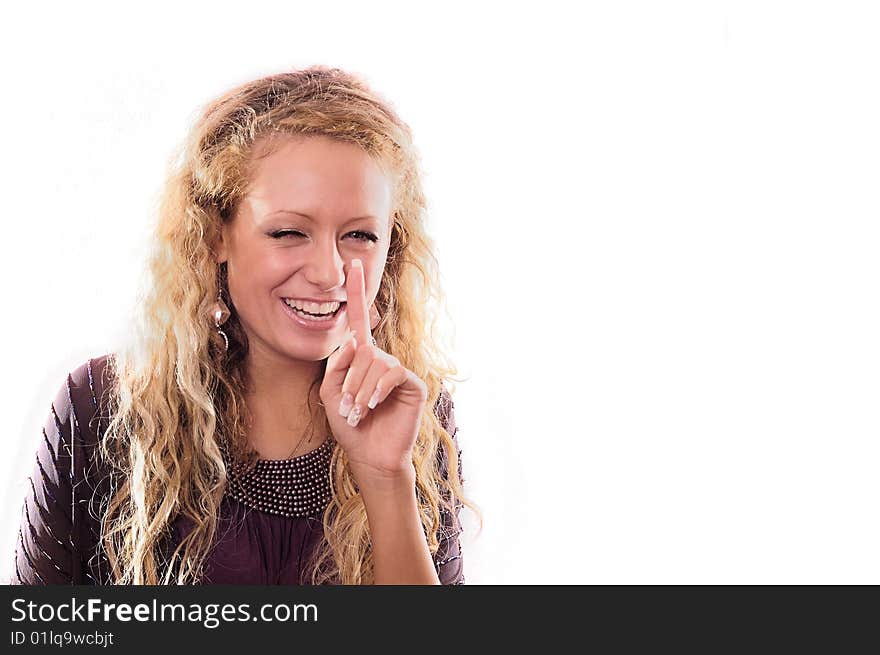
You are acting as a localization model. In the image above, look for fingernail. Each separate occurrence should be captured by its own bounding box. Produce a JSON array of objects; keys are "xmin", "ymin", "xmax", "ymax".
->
[
  {"xmin": 367, "ymin": 389, "xmax": 381, "ymax": 409},
  {"xmin": 352, "ymin": 258, "xmax": 362, "ymax": 269},
  {"xmin": 339, "ymin": 393, "xmax": 354, "ymax": 417},
  {"xmin": 347, "ymin": 404, "xmax": 363, "ymax": 427}
]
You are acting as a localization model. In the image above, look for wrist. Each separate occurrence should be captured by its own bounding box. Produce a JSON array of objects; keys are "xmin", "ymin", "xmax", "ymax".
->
[{"xmin": 353, "ymin": 462, "xmax": 416, "ymax": 496}]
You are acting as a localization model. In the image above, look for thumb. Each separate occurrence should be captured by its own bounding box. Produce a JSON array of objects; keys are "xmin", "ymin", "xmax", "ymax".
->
[{"xmin": 322, "ymin": 331, "xmax": 357, "ymax": 396}]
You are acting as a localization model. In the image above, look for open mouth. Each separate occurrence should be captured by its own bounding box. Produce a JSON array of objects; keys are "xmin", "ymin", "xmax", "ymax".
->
[{"xmin": 283, "ymin": 300, "xmax": 346, "ymax": 322}]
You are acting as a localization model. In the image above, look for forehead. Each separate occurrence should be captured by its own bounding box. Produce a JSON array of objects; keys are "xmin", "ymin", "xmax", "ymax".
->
[{"xmin": 244, "ymin": 134, "xmax": 392, "ymax": 222}]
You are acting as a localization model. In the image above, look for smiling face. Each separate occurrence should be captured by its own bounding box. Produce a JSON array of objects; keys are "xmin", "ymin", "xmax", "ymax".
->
[{"xmin": 216, "ymin": 134, "xmax": 394, "ymax": 364}]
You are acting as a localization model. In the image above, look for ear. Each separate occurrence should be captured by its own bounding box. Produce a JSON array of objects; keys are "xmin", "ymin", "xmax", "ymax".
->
[{"xmin": 215, "ymin": 227, "xmax": 228, "ymax": 264}]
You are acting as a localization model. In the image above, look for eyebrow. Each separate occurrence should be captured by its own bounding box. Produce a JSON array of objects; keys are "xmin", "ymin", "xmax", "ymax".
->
[{"xmin": 268, "ymin": 210, "xmax": 380, "ymax": 223}]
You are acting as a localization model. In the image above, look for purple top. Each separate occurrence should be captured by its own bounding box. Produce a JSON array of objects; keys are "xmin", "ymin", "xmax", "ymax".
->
[{"xmin": 11, "ymin": 354, "xmax": 465, "ymax": 585}]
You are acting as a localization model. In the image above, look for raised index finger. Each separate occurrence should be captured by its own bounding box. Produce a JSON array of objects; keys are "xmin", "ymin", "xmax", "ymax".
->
[{"xmin": 345, "ymin": 258, "xmax": 371, "ymax": 346}]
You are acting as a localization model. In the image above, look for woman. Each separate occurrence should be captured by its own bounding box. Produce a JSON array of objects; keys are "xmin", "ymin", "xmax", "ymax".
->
[{"xmin": 12, "ymin": 65, "xmax": 477, "ymax": 585}]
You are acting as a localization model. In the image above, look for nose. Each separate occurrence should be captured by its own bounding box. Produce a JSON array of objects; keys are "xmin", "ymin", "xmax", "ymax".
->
[{"xmin": 303, "ymin": 238, "xmax": 347, "ymax": 292}]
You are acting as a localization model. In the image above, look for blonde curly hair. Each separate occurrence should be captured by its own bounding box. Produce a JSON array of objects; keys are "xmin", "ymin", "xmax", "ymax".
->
[{"xmin": 98, "ymin": 65, "xmax": 480, "ymax": 584}]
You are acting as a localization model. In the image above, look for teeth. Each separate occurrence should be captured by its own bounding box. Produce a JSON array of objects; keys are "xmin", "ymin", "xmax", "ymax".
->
[
  {"xmin": 284, "ymin": 299, "xmax": 341, "ymax": 314},
  {"xmin": 291, "ymin": 306, "xmax": 333, "ymax": 321}
]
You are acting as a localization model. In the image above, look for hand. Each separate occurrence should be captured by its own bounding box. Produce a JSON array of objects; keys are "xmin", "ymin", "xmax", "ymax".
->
[{"xmin": 320, "ymin": 259, "xmax": 428, "ymax": 485}]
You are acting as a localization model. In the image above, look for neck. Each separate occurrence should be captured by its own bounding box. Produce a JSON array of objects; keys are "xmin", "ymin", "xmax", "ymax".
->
[{"xmin": 243, "ymin": 340, "xmax": 328, "ymax": 459}]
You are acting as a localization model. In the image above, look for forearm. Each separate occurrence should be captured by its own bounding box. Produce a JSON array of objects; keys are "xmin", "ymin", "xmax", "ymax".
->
[{"xmin": 359, "ymin": 468, "xmax": 441, "ymax": 585}]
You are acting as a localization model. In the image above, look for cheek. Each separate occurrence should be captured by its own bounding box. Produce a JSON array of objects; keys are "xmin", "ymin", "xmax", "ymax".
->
[
  {"xmin": 229, "ymin": 260, "xmax": 286, "ymax": 304},
  {"xmin": 367, "ymin": 265, "xmax": 387, "ymax": 300},
  {"xmin": 252, "ymin": 255, "xmax": 294, "ymax": 285}
]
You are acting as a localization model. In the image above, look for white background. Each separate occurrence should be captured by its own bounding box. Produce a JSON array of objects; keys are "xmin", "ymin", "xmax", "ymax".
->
[{"xmin": 1, "ymin": 0, "xmax": 878, "ymax": 584}]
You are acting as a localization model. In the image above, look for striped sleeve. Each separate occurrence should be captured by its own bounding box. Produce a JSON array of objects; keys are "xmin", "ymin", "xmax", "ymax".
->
[
  {"xmin": 11, "ymin": 359, "xmax": 101, "ymax": 585},
  {"xmin": 433, "ymin": 386, "xmax": 466, "ymax": 585}
]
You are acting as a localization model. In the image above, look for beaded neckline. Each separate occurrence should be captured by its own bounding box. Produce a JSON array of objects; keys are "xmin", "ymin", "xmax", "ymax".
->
[{"xmin": 221, "ymin": 437, "xmax": 334, "ymax": 518}]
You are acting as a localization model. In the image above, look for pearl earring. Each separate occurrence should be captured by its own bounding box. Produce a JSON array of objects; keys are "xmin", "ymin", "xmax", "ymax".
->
[{"xmin": 211, "ymin": 282, "xmax": 231, "ymax": 352}]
